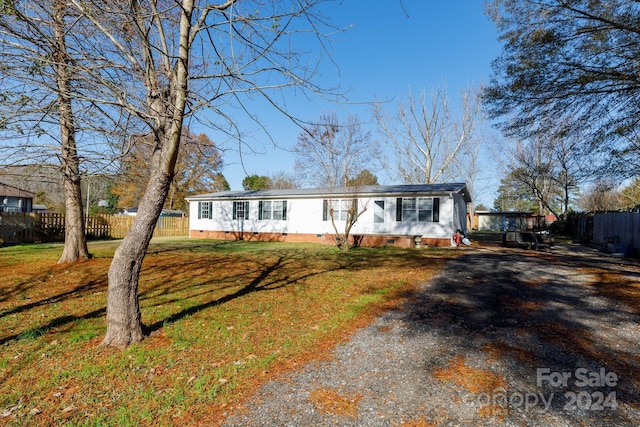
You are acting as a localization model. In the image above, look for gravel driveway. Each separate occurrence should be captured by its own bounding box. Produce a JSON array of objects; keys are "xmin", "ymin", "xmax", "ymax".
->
[{"xmin": 221, "ymin": 243, "xmax": 640, "ymax": 426}]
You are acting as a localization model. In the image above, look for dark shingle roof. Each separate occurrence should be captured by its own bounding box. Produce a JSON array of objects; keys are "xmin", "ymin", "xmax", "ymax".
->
[{"xmin": 186, "ymin": 183, "xmax": 471, "ymax": 202}]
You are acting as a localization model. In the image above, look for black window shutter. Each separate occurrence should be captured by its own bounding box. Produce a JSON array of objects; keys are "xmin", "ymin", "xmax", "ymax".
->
[
  {"xmin": 396, "ymin": 198, "xmax": 402, "ymax": 222},
  {"xmin": 258, "ymin": 201, "xmax": 263, "ymax": 220},
  {"xmin": 323, "ymin": 200, "xmax": 328, "ymax": 221},
  {"xmin": 232, "ymin": 201, "xmax": 237, "ymax": 220},
  {"xmin": 433, "ymin": 197, "xmax": 440, "ymax": 222},
  {"xmin": 282, "ymin": 201, "xmax": 287, "ymax": 220},
  {"xmin": 244, "ymin": 201, "xmax": 250, "ymax": 220},
  {"xmin": 209, "ymin": 202, "xmax": 213, "ymax": 219},
  {"xmin": 198, "ymin": 202, "xmax": 202, "ymax": 219}
]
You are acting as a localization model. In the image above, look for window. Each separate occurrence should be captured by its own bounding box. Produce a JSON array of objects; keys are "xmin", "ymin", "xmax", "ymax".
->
[
  {"xmin": 259, "ymin": 200, "xmax": 287, "ymax": 220},
  {"xmin": 232, "ymin": 201, "xmax": 249, "ymax": 220},
  {"xmin": 374, "ymin": 200, "xmax": 385, "ymax": 223},
  {"xmin": 322, "ymin": 199, "xmax": 358, "ymax": 222},
  {"xmin": 261, "ymin": 201, "xmax": 272, "ymax": 220},
  {"xmin": 197, "ymin": 201, "xmax": 212, "ymax": 219},
  {"xmin": 418, "ymin": 198, "xmax": 432, "ymax": 222},
  {"xmin": 273, "ymin": 201, "xmax": 286, "ymax": 220},
  {"xmin": 322, "ymin": 200, "xmax": 331, "ymax": 221},
  {"xmin": 402, "ymin": 198, "xmax": 417, "ymax": 222},
  {"xmin": 396, "ymin": 197, "xmax": 439, "ymax": 222}
]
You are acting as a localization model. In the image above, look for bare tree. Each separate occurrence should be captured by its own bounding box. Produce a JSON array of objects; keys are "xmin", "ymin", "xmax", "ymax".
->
[
  {"xmin": 501, "ymin": 119, "xmax": 589, "ymax": 218},
  {"xmin": 0, "ymin": 1, "xmax": 92, "ymax": 262},
  {"xmin": 269, "ymin": 171, "xmax": 299, "ymax": 189},
  {"xmin": 550, "ymin": 130, "xmax": 588, "ymax": 215},
  {"xmin": 295, "ymin": 113, "xmax": 372, "ymax": 188},
  {"xmin": 508, "ymin": 138, "xmax": 561, "ymax": 218},
  {"xmin": 294, "ymin": 113, "xmax": 371, "ymax": 250},
  {"xmin": 62, "ymin": 0, "xmax": 345, "ymax": 348},
  {"xmin": 577, "ymin": 180, "xmax": 622, "ymax": 212},
  {"xmin": 374, "ymin": 86, "xmax": 482, "ymax": 188}
]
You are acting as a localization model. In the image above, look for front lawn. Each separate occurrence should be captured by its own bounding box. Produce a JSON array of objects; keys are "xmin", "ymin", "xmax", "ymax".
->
[{"xmin": 0, "ymin": 238, "xmax": 456, "ymax": 426}]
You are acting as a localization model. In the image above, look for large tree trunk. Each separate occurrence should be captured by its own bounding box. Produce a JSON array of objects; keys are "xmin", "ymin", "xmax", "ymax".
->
[
  {"xmin": 101, "ymin": 0, "xmax": 192, "ymax": 348},
  {"xmin": 58, "ymin": 173, "xmax": 90, "ymax": 263},
  {"xmin": 101, "ymin": 167, "xmax": 173, "ymax": 348},
  {"xmin": 53, "ymin": 0, "xmax": 90, "ymax": 263}
]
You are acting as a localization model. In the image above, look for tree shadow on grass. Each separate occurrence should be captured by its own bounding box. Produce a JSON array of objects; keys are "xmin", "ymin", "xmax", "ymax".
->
[
  {"xmin": 140, "ymin": 245, "xmax": 405, "ymax": 333},
  {"xmin": 0, "ymin": 244, "xmax": 401, "ymax": 346},
  {"xmin": 398, "ymin": 244, "xmax": 640, "ymax": 425},
  {"xmin": 0, "ymin": 307, "xmax": 107, "ymax": 347},
  {"xmin": 0, "ymin": 242, "xmax": 453, "ymax": 351},
  {"xmin": 0, "ymin": 278, "xmax": 106, "ymax": 321},
  {"xmin": 143, "ymin": 252, "xmax": 293, "ymax": 334},
  {"xmin": 136, "ymin": 244, "xmax": 446, "ymax": 324}
]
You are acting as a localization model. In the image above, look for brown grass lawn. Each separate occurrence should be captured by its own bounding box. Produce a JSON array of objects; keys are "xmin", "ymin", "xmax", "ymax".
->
[{"xmin": 0, "ymin": 238, "xmax": 457, "ymax": 426}]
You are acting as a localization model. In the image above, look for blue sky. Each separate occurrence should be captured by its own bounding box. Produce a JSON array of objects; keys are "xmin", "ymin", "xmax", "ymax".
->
[{"xmin": 212, "ymin": 1, "xmax": 503, "ymax": 206}]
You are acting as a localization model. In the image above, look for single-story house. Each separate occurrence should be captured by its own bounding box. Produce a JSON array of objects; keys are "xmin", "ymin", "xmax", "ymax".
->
[
  {"xmin": 0, "ymin": 182, "xmax": 35, "ymax": 213},
  {"xmin": 186, "ymin": 183, "xmax": 472, "ymax": 248}
]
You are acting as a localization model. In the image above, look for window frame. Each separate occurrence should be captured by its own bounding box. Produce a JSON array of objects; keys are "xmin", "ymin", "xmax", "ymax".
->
[
  {"xmin": 258, "ymin": 200, "xmax": 287, "ymax": 221},
  {"xmin": 396, "ymin": 197, "xmax": 439, "ymax": 222},
  {"xmin": 322, "ymin": 198, "xmax": 358, "ymax": 222},
  {"xmin": 197, "ymin": 201, "xmax": 212, "ymax": 219},
  {"xmin": 232, "ymin": 201, "xmax": 250, "ymax": 220}
]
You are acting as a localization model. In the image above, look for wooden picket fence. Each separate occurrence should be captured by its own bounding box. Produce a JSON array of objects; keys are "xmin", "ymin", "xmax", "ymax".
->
[{"xmin": 0, "ymin": 212, "xmax": 189, "ymax": 244}]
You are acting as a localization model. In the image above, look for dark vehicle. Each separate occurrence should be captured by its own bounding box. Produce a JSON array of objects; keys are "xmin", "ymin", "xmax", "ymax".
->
[{"xmin": 502, "ymin": 213, "xmax": 554, "ymax": 250}]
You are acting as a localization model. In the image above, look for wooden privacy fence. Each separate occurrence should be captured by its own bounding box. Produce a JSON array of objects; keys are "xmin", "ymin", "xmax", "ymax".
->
[
  {"xmin": 592, "ymin": 212, "xmax": 640, "ymax": 252},
  {"xmin": 0, "ymin": 212, "xmax": 189, "ymax": 243}
]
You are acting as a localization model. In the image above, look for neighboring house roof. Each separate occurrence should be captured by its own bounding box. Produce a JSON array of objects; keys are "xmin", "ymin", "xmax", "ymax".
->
[
  {"xmin": 0, "ymin": 182, "xmax": 36, "ymax": 198},
  {"xmin": 186, "ymin": 183, "xmax": 472, "ymax": 203}
]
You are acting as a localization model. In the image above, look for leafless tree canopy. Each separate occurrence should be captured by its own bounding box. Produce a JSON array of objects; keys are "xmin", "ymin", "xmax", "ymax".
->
[
  {"xmin": 294, "ymin": 112, "xmax": 372, "ymax": 189},
  {"xmin": 373, "ymin": 86, "xmax": 482, "ymax": 194}
]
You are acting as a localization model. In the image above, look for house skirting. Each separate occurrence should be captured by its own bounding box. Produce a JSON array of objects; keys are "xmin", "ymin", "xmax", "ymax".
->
[{"xmin": 189, "ymin": 230, "xmax": 451, "ymax": 248}]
